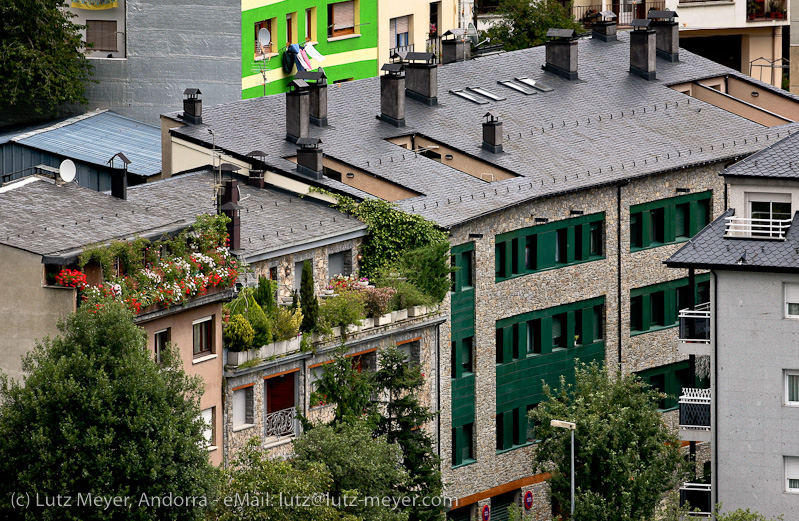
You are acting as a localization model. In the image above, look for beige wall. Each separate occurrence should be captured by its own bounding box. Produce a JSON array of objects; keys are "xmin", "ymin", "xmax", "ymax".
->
[
  {"xmin": 691, "ymin": 83, "xmax": 789, "ymax": 126},
  {"xmin": 0, "ymin": 245, "xmax": 76, "ymax": 381},
  {"xmin": 377, "ymin": 0, "xmax": 458, "ymax": 67},
  {"xmin": 726, "ymin": 76, "xmax": 799, "ymax": 120},
  {"xmin": 139, "ymin": 301, "xmax": 225, "ymax": 466}
]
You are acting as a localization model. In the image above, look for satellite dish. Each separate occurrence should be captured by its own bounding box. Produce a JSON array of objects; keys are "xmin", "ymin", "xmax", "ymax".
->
[
  {"xmin": 59, "ymin": 159, "xmax": 76, "ymax": 183},
  {"xmin": 258, "ymin": 28, "xmax": 271, "ymax": 48}
]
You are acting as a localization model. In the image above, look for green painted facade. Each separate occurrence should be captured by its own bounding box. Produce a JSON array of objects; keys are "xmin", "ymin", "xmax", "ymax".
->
[
  {"xmin": 630, "ymin": 274, "xmax": 710, "ymax": 335},
  {"xmin": 241, "ymin": 0, "xmax": 379, "ymax": 99},
  {"xmin": 451, "ymin": 242, "xmax": 475, "ymax": 467},
  {"xmin": 637, "ymin": 360, "xmax": 706, "ymax": 411},
  {"xmin": 630, "ymin": 190, "xmax": 712, "ymax": 251}
]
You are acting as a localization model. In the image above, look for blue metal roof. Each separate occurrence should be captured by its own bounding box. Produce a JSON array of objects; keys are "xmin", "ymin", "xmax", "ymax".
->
[{"xmin": 13, "ymin": 111, "xmax": 161, "ymax": 177}]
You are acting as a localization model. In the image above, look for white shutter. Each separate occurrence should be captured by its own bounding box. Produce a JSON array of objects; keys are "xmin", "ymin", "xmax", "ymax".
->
[
  {"xmin": 389, "ymin": 19, "xmax": 397, "ymax": 47},
  {"xmin": 786, "ymin": 457, "xmax": 799, "ymax": 489},
  {"xmin": 396, "ymin": 16, "xmax": 409, "ymax": 35},
  {"xmin": 786, "ymin": 284, "xmax": 799, "ymax": 316},
  {"xmin": 232, "ymin": 389, "xmax": 246, "ymax": 427},
  {"xmin": 201, "ymin": 408, "xmax": 213, "ymax": 445},
  {"xmin": 333, "ymin": 1, "xmax": 355, "ymax": 30}
]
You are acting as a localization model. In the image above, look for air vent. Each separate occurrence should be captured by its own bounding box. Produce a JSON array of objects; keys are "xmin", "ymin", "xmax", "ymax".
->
[
  {"xmin": 515, "ymin": 77, "xmax": 554, "ymax": 92},
  {"xmin": 497, "ymin": 80, "xmax": 536, "ymax": 95},
  {"xmin": 449, "ymin": 90, "xmax": 489, "ymax": 104}
]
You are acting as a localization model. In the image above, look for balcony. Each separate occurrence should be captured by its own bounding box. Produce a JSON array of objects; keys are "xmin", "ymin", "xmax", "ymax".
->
[
  {"xmin": 724, "ymin": 216, "xmax": 791, "ymax": 240},
  {"xmin": 572, "ymin": 1, "xmax": 665, "ymax": 28},
  {"xmin": 680, "ymin": 482, "xmax": 712, "ymax": 517},
  {"xmin": 678, "ymin": 303, "xmax": 712, "ymax": 357},
  {"xmin": 679, "ymin": 388, "xmax": 711, "ymax": 442},
  {"xmin": 264, "ymin": 406, "xmax": 297, "ymax": 440}
]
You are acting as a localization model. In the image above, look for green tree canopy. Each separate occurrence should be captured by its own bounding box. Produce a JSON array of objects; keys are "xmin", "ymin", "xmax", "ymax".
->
[
  {"xmin": 0, "ymin": 0, "xmax": 94, "ymax": 111},
  {"xmin": 0, "ymin": 302, "xmax": 217, "ymax": 520},
  {"xmin": 309, "ymin": 345, "xmax": 376, "ymax": 425},
  {"xmin": 486, "ymin": 0, "xmax": 583, "ymax": 52},
  {"xmin": 530, "ymin": 362, "xmax": 688, "ymax": 521}
]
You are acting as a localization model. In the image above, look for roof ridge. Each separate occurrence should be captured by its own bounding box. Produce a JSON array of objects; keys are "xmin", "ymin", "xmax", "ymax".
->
[{"xmin": 10, "ymin": 109, "xmax": 107, "ymax": 143}]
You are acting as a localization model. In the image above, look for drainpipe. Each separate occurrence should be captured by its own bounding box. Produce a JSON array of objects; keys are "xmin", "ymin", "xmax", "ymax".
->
[
  {"xmin": 712, "ymin": 271, "xmax": 719, "ymax": 520},
  {"xmin": 436, "ymin": 323, "xmax": 441, "ymax": 457},
  {"xmin": 617, "ymin": 180, "xmax": 630, "ymax": 366}
]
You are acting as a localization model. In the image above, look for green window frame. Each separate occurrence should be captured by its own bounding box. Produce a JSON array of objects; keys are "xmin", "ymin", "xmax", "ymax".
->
[
  {"xmin": 630, "ymin": 191, "xmax": 712, "ymax": 251},
  {"xmin": 495, "ymin": 212, "xmax": 605, "ymax": 282},
  {"xmin": 637, "ymin": 360, "xmax": 704, "ymax": 411},
  {"xmin": 630, "ymin": 275, "xmax": 710, "ymax": 336},
  {"xmin": 452, "ymin": 422, "xmax": 475, "ymax": 467}
]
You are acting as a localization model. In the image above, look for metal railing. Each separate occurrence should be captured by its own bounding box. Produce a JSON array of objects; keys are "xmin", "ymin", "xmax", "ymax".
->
[
  {"xmin": 679, "ymin": 482, "xmax": 712, "ymax": 516},
  {"xmin": 264, "ymin": 406, "xmax": 296, "ymax": 439},
  {"xmin": 679, "ymin": 388, "xmax": 711, "ymax": 431},
  {"xmin": 426, "ymin": 37, "xmax": 441, "ymax": 63},
  {"xmin": 724, "ymin": 216, "xmax": 792, "ymax": 239},
  {"xmin": 679, "ymin": 302, "xmax": 711, "ymax": 343},
  {"xmin": 389, "ymin": 43, "xmax": 414, "ymax": 58},
  {"xmin": 571, "ymin": 1, "xmax": 665, "ymax": 28}
]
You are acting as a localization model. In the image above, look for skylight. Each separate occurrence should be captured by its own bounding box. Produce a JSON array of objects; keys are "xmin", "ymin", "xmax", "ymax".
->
[
  {"xmin": 449, "ymin": 90, "xmax": 489, "ymax": 105},
  {"xmin": 497, "ymin": 80, "xmax": 535, "ymax": 95},
  {"xmin": 467, "ymin": 87, "xmax": 506, "ymax": 101},
  {"xmin": 515, "ymin": 77, "xmax": 554, "ymax": 93}
]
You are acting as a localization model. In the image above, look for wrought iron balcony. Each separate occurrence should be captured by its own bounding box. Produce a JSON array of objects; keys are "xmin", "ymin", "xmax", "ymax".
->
[
  {"xmin": 679, "ymin": 302, "xmax": 711, "ymax": 344},
  {"xmin": 724, "ymin": 216, "xmax": 791, "ymax": 239},
  {"xmin": 680, "ymin": 482, "xmax": 712, "ymax": 517},
  {"xmin": 264, "ymin": 406, "xmax": 297, "ymax": 439},
  {"xmin": 679, "ymin": 388, "xmax": 711, "ymax": 431}
]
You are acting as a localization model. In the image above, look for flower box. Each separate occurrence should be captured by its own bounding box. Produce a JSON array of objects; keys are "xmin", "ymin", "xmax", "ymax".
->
[
  {"xmin": 408, "ymin": 305, "xmax": 427, "ymax": 318},
  {"xmin": 375, "ymin": 313, "xmax": 393, "ymax": 326},
  {"xmin": 286, "ymin": 337, "xmax": 301, "ymax": 354},
  {"xmin": 346, "ymin": 324, "xmax": 360, "ymax": 335},
  {"xmin": 360, "ymin": 317, "xmax": 374, "ymax": 330},
  {"xmin": 330, "ymin": 326, "xmax": 342, "ymax": 338},
  {"xmin": 391, "ymin": 309, "xmax": 408, "ymax": 322},
  {"xmin": 228, "ymin": 350, "xmax": 250, "ymax": 366}
]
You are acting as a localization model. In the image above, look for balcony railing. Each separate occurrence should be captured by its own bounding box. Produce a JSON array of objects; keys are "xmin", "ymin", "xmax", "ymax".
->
[
  {"xmin": 572, "ymin": 1, "xmax": 665, "ymax": 28},
  {"xmin": 265, "ymin": 406, "xmax": 296, "ymax": 439},
  {"xmin": 426, "ymin": 37, "xmax": 441, "ymax": 64},
  {"xmin": 679, "ymin": 388, "xmax": 711, "ymax": 431},
  {"xmin": 389, "ymin": 43, "xmax": 414, "ymax": 59},
  {"xmin": 680, "ymin": 482, "xmax": 712, "ymax": 516},
  {"xmin": 679, "ymin": 302, "xmax": 711, "ymax": 344},
  {"xmin": 724, "ymin": 216, "xmax": 792, "ymax": 239}
]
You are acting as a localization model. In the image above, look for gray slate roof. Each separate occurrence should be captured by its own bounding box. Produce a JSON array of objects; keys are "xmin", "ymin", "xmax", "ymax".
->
[
  {"xmin": 665, "ymin": 208, "xmax": 799, "ymax": 271},
  {"xmin": 167, "ymin": 32, "xmax": 799, "ymax": 229},
  {"xmin": 127, "ymin": 171, "xmax": 367, "ymax": 259},
  {"xmin": 722, "ymin": 130, "xmax": 799, "ymax": 179}
]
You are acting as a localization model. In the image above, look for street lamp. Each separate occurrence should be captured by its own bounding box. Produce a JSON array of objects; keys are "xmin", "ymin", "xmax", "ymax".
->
[{"xmin": 551, "ymin": 419, "xmax": 576, "ymax": 518}]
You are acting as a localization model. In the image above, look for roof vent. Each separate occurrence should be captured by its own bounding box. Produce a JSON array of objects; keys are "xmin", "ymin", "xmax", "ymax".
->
[
  {"xmin": 403, "ymin": 52, "xmax": 438, "ymax": 106},
  {"xmin": 441, "ymin": 29, "xmax": 471, "ymax": 64},
  {"xmin": 182, "ymin": 88, "xmax": 202, "ymax": 125},
  {"xmin": 296, "ymin": 69, "xmax": 329, "ymax": 127},
  {"xmin": 246, "ymin": 150, "xmax": 267, "ymax": 189},
  {"xmin": 482, "ymin": 112, "xmax": 503, "ymax": 154},
  {"xmin": 380, "ymin": 64, "xmax": 406, "ymax": 127},
  {"xmin": 108, "ymin": 152, "xmax": 130, "ymax": 200},
  {"xmin": 220, "ymin": 179, "xmax": 241, "ymax": 251},
  {"xmin": 296, "ymin": 137, "xmax": 324, "ymax": 180},
  {"xmin": 543, "ymin": 29, "xmax": 578, "ymax": 81},
  {"xmin": 648, "ymin": 10, "xmax": 679, "ymax": 62},
  {"xmin": 630, "ymin": 19, "xmax": 656, "ymax": 81},
  {"xmin": 592, "ymin": 11, "xmax": 617, "ymax": 42},
  {"xmin": 285, "ymin": 79, "xmax": 310, "ymax": 143}
]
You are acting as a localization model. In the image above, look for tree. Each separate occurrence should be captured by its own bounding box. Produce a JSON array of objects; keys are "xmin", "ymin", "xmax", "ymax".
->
[
  {"xmin": 309, "ymin": 345, "xmax": 376, "ymax": 425},
  {"xmin": 0, "ymin": 302, "xmax": 217, "ymax": 520},
  {"xmin": 530, "ymin": 362, "xmax": 689, "ymax": 521},
  {"xmin": 716, "ymin": 508, "xmax": 785, "ymax": 521},
  {"xmin": 486, "ymin": 0, "xmax": 583, "ymax": 52},
  {"xmin": 0, "ymin": 0, "xmax": 94, "ymax": 111},
  {"xmin": 300, "ymin": 260, "xmax": 319, "ymax": 333},
  {"xmin": 374, "ymin": 348, "xmax": 443, "ymax": 521}
]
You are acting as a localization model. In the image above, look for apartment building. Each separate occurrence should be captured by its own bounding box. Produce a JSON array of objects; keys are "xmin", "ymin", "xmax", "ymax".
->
[
  {"xmin": 156, "ymin": 24, "xmax": 799, "ymax": 518},
  {"xmin": 667, "ymin": 132, "xmax": 799, "ymax": 519}
]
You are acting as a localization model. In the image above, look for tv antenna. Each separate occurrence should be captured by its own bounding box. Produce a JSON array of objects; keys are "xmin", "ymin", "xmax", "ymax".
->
[{"xmin": 251, "ymin": 27, "xmax": 273, "ymax": 97}]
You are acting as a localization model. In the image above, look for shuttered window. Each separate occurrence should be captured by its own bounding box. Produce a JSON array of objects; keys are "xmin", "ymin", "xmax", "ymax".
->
[
  {"xmin": 390, "ymin": 16, "xmax": 410, "ymax": 48},
  {"xmin": 786, "ymin": 457, "xmax": 799, "ymax": 490},
  {"xmin": 86, "ymin": 20, "xmax": 117, "ymax": 51},
  {"xmin": 201, "ymin": 407, "xmax": 214, "ymax": 446},
  {"xmin": 630, "ymin": 191, "xmax": 713, "ymax": 250},
  {"xmin": 329, "ymin": 1, "xmax": 355, "ymax": 37},
  {"xmin": 491, "ymin": 491, "xmax": 517, "ymax": 521},
  {"xmin": 786, "ymin": 284, "xmax": 799, "ymax": 317}
]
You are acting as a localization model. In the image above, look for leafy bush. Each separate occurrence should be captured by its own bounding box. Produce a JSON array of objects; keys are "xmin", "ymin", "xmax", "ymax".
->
[
  {"xmin": 252, "ymin": 276, "xmax": 277, "ymax": 316},
  {"xmin": 275, "ymin": 306, "xmax": 303, "ymax": 342},
  {"xmin": 362, "ymin": 287, "xmax": 396, "ymax": 317},
  {"xmin": 399, "ymin": 241, "xmax": 453, "ymax": 303},
  {"xmin": 300, "ymin": 259, "xmax": 319, "ymax": 333},
  {"xmin": 228, "ymin": 289, "xmax": 272, "ymax": 347},
  {"xmin": 320, "ymin": 291, "xmax": 366, "ymax": 335},
  {"xmin": 389, "ymin": 280, "xmax": 432, "ymax": 310},
  {"xmin": 224, "ymin": 314, "xmax": 255, "ymax": 352}
]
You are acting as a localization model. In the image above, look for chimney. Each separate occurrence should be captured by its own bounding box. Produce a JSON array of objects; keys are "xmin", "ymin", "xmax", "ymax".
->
[
  {"xmin": 220, "ymin": 179, "xmax": 241, "ymax": 251},
  {"xmin": 285, "ymin": 79, "xmax": 310, "ymax": 143},
  {"xmin": 629, "ymin": 19, "xmax": 657, "ymax": 81},
  {"xmin": 182, "ymin": 88, "xmax": 202, "ymax": 125},
  {"xmin": 296, "ymin": 69, "xmax": 329, "ymax": 126},
  {"xmin": 246, "ymin": 150, "xmax": 267, "ymax": 189},
  {"xmin": 482, "ymin": 112, "xmax": 503, "ymax": 153},
  {"xmin": 296, "ymin": 138, "xmax": 323, "ymax": 180},
  {"xmin": 108, "ymin": 152, "xmax": 130, "ymax": 200},
  {"xmin": 648, "ymin": 10, "xmax": 679, "ymax": 62},
  {"xmin": 441, "ymin": 29, "xmax": 471, "ymax": 65},
  {"xmin": 592, "ymin": 11, "xmax": 618, "ymax": 42},
  {"xmin": 544, "ymin": 29, "xmax": 578, "ymax": 81},
  {"xmin": 379, "ymin": 63, "xmax": 406, "ymax": 127},
  {"xmin": 404, "ymin": 52, "xmax": 438, "ymax": 106}
]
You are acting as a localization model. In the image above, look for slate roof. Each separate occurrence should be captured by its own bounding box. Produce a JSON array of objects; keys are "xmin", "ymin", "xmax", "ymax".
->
[
  {"xmin": 665, "ymin": 209, "xmax": 799, "ymax": 271},
  {"xmin": 127, "ymin": 171, "xmax": 367, "ymax": 259},
  {"xmin": 721, "ymin": 130, "xmax": 799, "ymax": 179},
  {"xmin": 0, "ymin": 176, "xmax": 187, "ymax": 257},
  {"xmin": 167, "ymin": 32, "xmax": 799, "ymax": 229},
  {"xmin": 8, "ymin": 110, "xmax": 161, "ymax": 177}
]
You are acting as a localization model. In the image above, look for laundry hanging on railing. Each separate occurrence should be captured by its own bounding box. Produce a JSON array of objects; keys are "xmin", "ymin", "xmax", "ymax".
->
[{"xmin": 303, "ymin": 43, "xmax": 326, "ymax": 62}]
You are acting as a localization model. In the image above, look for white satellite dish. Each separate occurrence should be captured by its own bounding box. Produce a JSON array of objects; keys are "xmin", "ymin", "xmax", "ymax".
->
[
  {"xmin": 59, "ymin": 159, "xmax": 76, "ymax": 183},
  {"xmin": 258, "ymin": 27, "xmax": 271, "ymax": 48}
]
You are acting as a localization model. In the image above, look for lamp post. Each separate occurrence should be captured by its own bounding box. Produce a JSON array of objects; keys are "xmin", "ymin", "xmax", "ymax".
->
[{"xmin": 550, "ymin": 419, "xmax": 576, "ymax": 518}]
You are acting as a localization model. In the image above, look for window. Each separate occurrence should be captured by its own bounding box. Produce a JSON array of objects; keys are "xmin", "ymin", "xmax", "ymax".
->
[
  {"xmin": 453, "ymin": 246, "xmax": 474, "ymax": 292},
  {"xmin": 254, "ymin": 18, "xmax": 276, "ymax": 59},
  {"xmin": 748, "ymin": 193, "xmax": 791, "ymax": 221},
  {"xmin": 786, "ymin": 457, "xmax": 799, "ymax": 491},
  {"xmin": 786, "ymin": 371, "xmax": 799, "ymax": 405},
  {"xmin": 397, "ymin": 338, "xmax": 421, "ymax": 367},
  {"xmin": 637, "ymin": 360, "xmax": 696, "ymax": 411},
  {"xmin": 328, "ymin": 0, "xmax": 355, "ymax": 38},
  {"xmin": 200, "ymin": 407, "xmax": 215, "ymax": 448},
  {"xmin": 193, "ymin": 317, "xmax": 213, "ymax": 356},
  {"xmin": 269, "ymin": 266, "xmax": 278, "ymax": 281},
  {"xmin": 294, "ymin": 260, "xmax": 305, "ymax": 292},
  {"xmin": 630, "ymin": 276, "xmax": 710, "ymax": 335},
  {"xmin": 328, "ymin": 251, "xmax": 352, "ymax": 277},
  {"xmin": 453, "ymin": 337, "xmax": 473, "ymax": 376},
  {"xmin": 495, "ymin": 213, "xmax": 605, "ymax": 282},
  {"xmin": 630, "ymin": 191, "xmax": 712, "ymax": 250},
  {"xmin": 232, "ymin": 385, "xmax": 254, "ymax": 429},
  {"xmin": 452, "ymin": 422, "xmax": 474, "ymax": 466},
  {"xmin": 305, "ymin": 8, "xmax": 315, "ymax": 42},
  {"xmin": 497, "ymin": 407, "xmax": 529, "ymax": 451},
  {"xmin": 526, "ymin": 404, "xmax": 540, "ymax": 443},
  {"xmin": 286, "ymin": 12, "xmax": 296, "ymax": 44},
  {"xmin": 154, "ymin": 328, "xmax": 170, "ymax": 364},
  {"xmin": 788, "ymin": 284, "xmax": 799, "ymax": 318},
  {"xmin": 86, "ymin": 20, "xmax": 117, "ymax": 52},
  {"xmin": 389, "ymin": 16, "xmax": 410, "ymax": 49}
]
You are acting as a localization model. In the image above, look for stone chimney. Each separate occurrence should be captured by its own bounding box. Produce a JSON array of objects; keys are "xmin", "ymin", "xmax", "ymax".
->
[
  {"xmin": 220, "ymin": 179, "xmax": 241, "ymax": 251},
  {"xmin": 296, "ymin": 138, "xmax": 323, "ymax": 180},
  {"xmin": 630, "ymin": 19, "xmax": 657, "ymax": 81},
  {"xmin": 482, "ymin": 113, "xmax": 503, "ymax": 153},
  {"xmin": 285, "ymin": 79, "xmax": 310, "ymax": 143},
  {"xmin": 380, "ymin": 63, "xmax": 406, "ymax": 127},
  {"xmin": 109, "ymin": 152, "xmax": 130, "ymax": 200},
  {"xmin": 182, "ymin": 88, "xmax": 202, "ymax": 125},
  {"xmin": 404, "ymin": 52, "xmax": 438, "ymax": 106},
  {"xmin": 296, "ymin": 69, "xmax": 329, "ymax": 126},
  {"xmin": 441, "ymin": 29, "xmax": 471, "ymax": 65},
  {"xmin": 648, "ymin": 10, "xmax": 679, "ymax": 62},
  {"xmin": 544, "ymin": 29, "xmax": 578, "ymax": 80},
  {"xmin": 246, "ymin": 150, "xmax": 267, "ymax": 189},
  {"xmin": 592, "ymin": 11, "xmax": 618, "ymax": 42}
]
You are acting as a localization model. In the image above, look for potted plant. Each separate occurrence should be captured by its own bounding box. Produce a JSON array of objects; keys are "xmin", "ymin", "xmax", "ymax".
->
[
  {"xmin": 748, "ymin": 0, "xmax": 759, "ymax": 19},
  {"xmin": 319, "ymin": 291, "xmax": 366, "ymax": 339},
  {"xmin": 224, "ymin": 314, "xmax": 255, "ymax": 366},
  {"xmin": 363, "ymin": 287, "xmax": 396, "ymax": 325},
  {"xmin": 274, "ymin": 306, "xmax": 303, "ymax": 354}
]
